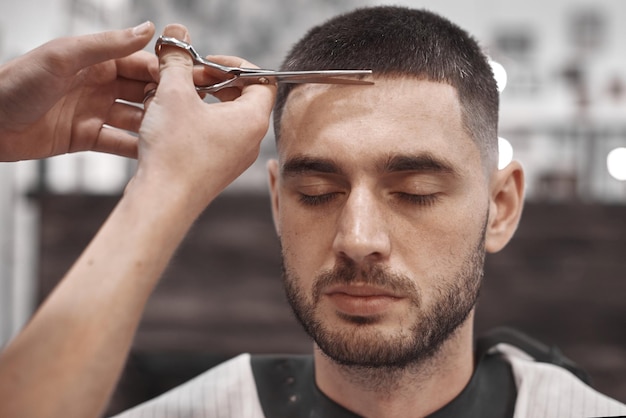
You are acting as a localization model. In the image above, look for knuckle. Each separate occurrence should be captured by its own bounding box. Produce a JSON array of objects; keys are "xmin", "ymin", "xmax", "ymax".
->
[
  {"xmin": 39, "ymin": 40, "xmax": 75, "ymax": 76},
  {"xmin": 160, "ymin": 52, "xmax": 193, "ymax": 69}
]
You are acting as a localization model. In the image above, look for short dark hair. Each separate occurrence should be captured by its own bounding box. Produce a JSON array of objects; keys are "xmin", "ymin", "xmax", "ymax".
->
[{"xmin": 274, "ymin": 6, "xmax": 499, "ymax": 169}]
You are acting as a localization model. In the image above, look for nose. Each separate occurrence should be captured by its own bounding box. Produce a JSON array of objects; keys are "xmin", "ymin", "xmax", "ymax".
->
[{"xmin": 332, "ymin": 187, "xmax": 391, "ymax": 264}]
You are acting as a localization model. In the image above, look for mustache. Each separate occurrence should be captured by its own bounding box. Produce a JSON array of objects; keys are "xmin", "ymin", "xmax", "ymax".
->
[{"xmin": 312, "ymin": 258, "xmax": 421, "ymax": 304}]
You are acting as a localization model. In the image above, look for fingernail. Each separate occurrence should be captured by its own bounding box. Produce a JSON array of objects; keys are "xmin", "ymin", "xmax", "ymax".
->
[{"xmin": 132, "ymin": 21, "xmax": 152, "ymax": 36}]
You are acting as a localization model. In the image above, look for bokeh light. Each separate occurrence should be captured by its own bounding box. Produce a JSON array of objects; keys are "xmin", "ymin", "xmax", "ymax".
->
[
  {"xmin": 498, "ymin": 137, "xmax": 514, "ymax": 169},
  {"xmin": 490, "ymin": 60, "xmax": 508, "ymax": 93},
  {"xmin": 607, "ymin": 147, "xmax": 626, "ymax": 181}
]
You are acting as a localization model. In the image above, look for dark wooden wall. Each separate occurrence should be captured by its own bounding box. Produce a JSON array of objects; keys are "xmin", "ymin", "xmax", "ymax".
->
[{"xmin": 36, "ymin": 194, "xmax": 626, "ymax": 414}]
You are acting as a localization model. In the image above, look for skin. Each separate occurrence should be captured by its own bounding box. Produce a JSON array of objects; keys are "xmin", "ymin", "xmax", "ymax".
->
[
  {"xmin": 268, "ymin": 77, "xmax": 524, "ymax": 417},
  {"xmin": 0, "ymin": 24, "xmax": 275, "ymax": 418},
  {"xmin": 0, "ymin": 22, "xmax": 158, "ymax": 161}
]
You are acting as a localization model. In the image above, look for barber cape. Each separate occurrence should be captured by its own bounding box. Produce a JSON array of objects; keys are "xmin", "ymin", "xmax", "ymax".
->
[{"xmin": 112, "ymin": 328, "xmax": 626, "ymax": 418}]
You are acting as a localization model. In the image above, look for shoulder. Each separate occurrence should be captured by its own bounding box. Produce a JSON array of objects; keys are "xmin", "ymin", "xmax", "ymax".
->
[
  {"xmin": 481, "ymin": 328, "xmax": 626, "ymax": 418},
  {"xmin": 109, "ymin": 353, "xmax": 265, "ymax": 418}
]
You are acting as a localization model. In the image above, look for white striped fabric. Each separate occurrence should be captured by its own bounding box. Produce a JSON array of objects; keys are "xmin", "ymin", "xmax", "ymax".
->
[
  {"xmin": 497, "ymin": 344, "xmax": 626, "ymax": 418},
  {"xmin": 111, "ymin": 346, "xmax": 626, "ymax": 417},
  {"xmin": 110, "ymin": 353, "xmax": 264, "ymax": 418}
]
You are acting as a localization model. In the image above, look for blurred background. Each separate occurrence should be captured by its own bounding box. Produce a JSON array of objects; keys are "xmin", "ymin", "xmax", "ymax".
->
[{"xmin": 1, "ymin": 0, "xmax": 625, "ymax": 414}]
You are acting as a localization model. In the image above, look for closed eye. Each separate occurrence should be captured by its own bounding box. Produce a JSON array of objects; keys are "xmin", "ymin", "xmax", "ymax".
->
[
  {"xmin": 298, "ymin": 192, "xmax": 341, "ymax": 206},
  {"xmin": 395, "ymin": 192, "xmax": 440, "ymax": 206}
]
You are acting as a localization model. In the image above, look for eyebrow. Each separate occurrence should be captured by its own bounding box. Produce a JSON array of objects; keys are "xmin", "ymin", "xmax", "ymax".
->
[
  {"xmin": 281, "ymin": 153, "xmax": 460, "ymax": 178},
  {"xmin": 281, "ymin": 156, "xmax": 344, "ymax": 177},
  {"xmin": 381, "ymin": 154, "xmax": 459, "ymax": 176}
]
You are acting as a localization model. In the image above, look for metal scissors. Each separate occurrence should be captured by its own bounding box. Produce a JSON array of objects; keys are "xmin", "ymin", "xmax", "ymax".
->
[{"xmin": 146, "ymin": 36, "xmax": 373, "ymax": 97}]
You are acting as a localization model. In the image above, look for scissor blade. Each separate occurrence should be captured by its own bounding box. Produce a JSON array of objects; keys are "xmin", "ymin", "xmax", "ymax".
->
[
  {"xmin": 239, "ymin": 70, "xmax": 374, "ymax": 86},
  {"xmin": 194, "ymin": 69, "xmax": 374, "ymax": 93},
  {"xmin": 237, "ymin": 69, "xmax": 372, "ymax": 79},
  {"xmin": 276, "ymin": 77, "xmax": 374, "ymax": 85}
]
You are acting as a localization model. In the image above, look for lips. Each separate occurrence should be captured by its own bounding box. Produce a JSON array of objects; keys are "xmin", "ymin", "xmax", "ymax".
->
[
  {"xmin": 324, "ymin": 284, "xmax": 402, "ymax": 298},
  {"xmin": 323, "ymin": 284, "xmax": 403, "ymax": 316}
]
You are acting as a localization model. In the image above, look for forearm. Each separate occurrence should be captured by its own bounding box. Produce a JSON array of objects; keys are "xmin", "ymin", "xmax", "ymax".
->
[
  {"xmin": 0, "ymin": 181, "xmax": 203, "ymax": 418},
  {"xmin": 0, "ymin": 19, "xmax": 274, "ymax": 417}
]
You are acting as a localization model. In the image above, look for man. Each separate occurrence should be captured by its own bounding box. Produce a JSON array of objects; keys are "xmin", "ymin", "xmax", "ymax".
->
[
  {"xmin": 111, "ymin": 6, "xmax": 626, "ymax": 418},
  {"xmin": 1, "ymin": 6, "xmax": 624, "ymax": 418}
]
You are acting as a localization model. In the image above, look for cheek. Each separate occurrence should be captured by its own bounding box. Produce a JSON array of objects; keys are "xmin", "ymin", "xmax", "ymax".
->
[
  {"xmin": 392, "ymin": 202, "xmax": 487, "ymax": 276},
  {"xmin": 278, "ymin": 202, "xmax": 334, "ymax": 269}
]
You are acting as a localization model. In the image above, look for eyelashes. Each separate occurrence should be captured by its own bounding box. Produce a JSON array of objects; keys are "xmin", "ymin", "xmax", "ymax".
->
[
  {"xmin": 298, "ymin": 192, "xmax": 340, "ymax": 206},
  {"xmin": 297, "ymin": 192, "xmax": 440, "ymax": 207},
  {"xmin": 394, "ymin": 192, "xmax": 440, "ymax": 207}
]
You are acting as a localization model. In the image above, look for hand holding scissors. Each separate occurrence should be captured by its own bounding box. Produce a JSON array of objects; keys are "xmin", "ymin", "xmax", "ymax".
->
[{"xmin": 144, "ymin": 36, "xmax": 372, "ymax": 100}]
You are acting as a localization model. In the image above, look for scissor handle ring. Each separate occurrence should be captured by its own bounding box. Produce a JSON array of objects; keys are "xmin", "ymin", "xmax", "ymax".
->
[{"xmin": 154, "ymin": 36, "xmax": 196, "ymax": 59}]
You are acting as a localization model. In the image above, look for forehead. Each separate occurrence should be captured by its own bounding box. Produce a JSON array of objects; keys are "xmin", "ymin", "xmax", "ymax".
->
[{"xmin": 278, "ymin": 78, "xmax": 481, "ymax": 176}]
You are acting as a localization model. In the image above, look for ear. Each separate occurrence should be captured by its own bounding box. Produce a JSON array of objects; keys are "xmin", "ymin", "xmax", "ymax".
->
[
  {"xmin": 267, "ymin": 159, "xmax": 281, "ymax": 236},
  {"xmin": 485, "ymin": 160, "xmax": 525, "ymax": 253}
]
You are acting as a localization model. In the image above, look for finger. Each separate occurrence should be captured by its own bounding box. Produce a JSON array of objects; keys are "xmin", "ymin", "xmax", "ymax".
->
[
  {"xmin": 237, "ymin": 81, "xmax": 277, "ymax": 119},
  {"xmin": 157, "ymin": 24, "xmax": 195, "ymax": 96},
  {"xmin": 107, "ymin": 101, "xmax": 144, "ymax": 133},
  {"xmin": 236, "ymin": 56, "xmax": 276, "ymax": 113},
  {"xmin": 202, "ymin": 55, "xmax": 267, "ymax": 103},
  {"xmin": 115, "ymin": 78, "xmax": 153, "ymax": 104},
  {"xmin": 93, "ymin": 126, "xmax": 139, "ymax": 159},
  {"xmin": 192, "ymin": 70, "xmax": 236, "ymax": 101},
  {"xmin": 210, "ymin": 86, "xmax": 244, "ymax": 103},
  {"xmin": 209, "ymin": 56, "xmax": 276, "ymax": 108},
  {"xmin": 206, "ymin": 55, "xmax": 261, "ymax": 69},
  {"xmin": 42, "ymin": 22, "xmax": 156, "ymax": 78},
  {"xmin": 116, "ymin": 50, "xmax": 159, "ymax": 83},
  {"xmin": 192, "ymin": 65, "xmax": 216, "ymax": 87},
  {"xmin": 143, "ymin": 83, "xmax": 158, "ymax": 109},
  {"xmin": 197, "ymin": 54, "xmax": 250, "ymax": 82}
]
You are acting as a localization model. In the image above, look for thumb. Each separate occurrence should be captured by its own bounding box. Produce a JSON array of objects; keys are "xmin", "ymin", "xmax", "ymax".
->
[
  {"xmin": 156, "ymin": 24, "xmax": 195, "ymax": 92},
  {"xmin": 60, "ymin": 22, "xmax": 156, "ymax": 75}
]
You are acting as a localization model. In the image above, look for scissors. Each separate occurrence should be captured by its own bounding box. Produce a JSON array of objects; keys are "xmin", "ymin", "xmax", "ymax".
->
[{"xmin": 144, "ymin": 36, "xmax": 373, "ymax": 99}]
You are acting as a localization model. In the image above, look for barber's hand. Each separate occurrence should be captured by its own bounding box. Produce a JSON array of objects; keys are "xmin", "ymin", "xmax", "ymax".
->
[
  {"xmin": 0, "ymin": 22, "xmax": 158, "ymax": 162},
  {"xmin": 135, "ymin": 24, "xmax": 276, "ymax": 214}
]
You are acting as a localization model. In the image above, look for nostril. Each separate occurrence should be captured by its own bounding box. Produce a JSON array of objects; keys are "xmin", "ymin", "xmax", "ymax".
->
[
  {"xmin": 332, "ymin": 231, "xmax": 391, "ymax": 264},
  {"xmin": 332, "ymin": 190, "xmax": 391, "ymax": 262}
]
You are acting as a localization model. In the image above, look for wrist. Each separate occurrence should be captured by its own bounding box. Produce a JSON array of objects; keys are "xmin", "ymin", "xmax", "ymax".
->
[{"xmin": 123, "ymin": 168, "xmax": 216, "ymax": 225}]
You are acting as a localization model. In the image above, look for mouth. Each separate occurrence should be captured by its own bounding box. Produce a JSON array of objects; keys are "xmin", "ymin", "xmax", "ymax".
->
[
  {"xmin": 324, "ymin": 284, "xmax": 401, "ymax": 297},
  {"xmin": 323, "ymin": 284, "xmax": 404, "ymax": 316}
]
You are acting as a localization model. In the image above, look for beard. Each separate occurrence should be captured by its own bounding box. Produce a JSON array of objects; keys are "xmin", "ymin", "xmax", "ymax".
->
[{"xmin": 281, "ymin": 221, "xmax": 486, "ymax": 370}]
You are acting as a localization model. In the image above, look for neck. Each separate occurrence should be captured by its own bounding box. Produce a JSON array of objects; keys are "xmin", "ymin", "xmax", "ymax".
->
[{"xmin": 314, "ymin": 317, "xmax": 475, "ymax": 418}]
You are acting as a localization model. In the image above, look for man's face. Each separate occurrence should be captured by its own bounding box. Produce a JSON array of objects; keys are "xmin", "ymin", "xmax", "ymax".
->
[{"xmin": 269, "ymin": 78, "xmax": 491, "ymax": 368}]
